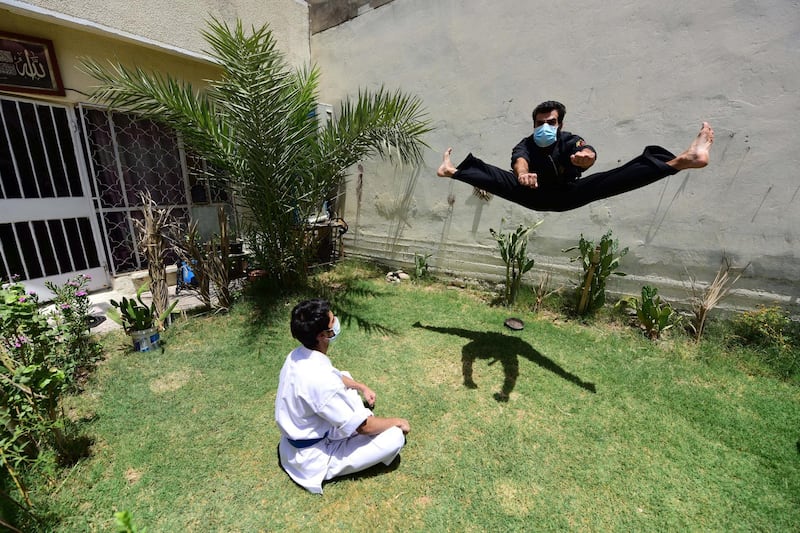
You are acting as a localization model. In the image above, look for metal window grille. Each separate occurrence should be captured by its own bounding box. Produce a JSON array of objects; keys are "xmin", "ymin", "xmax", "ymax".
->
[
  {"xmin": 0, "ymin": 217, "xmax": 99, "ymax": 281},
  {"xmin": 186, "ymin": 152, "xmax": 230, "ymax": 205},
  {"xmin": 0, "ymin": 97, "xmax": 102, "ymax": 283},
  {"xmin": 78, "ymin": 105, "xmax": 192, "ymax": 275},
  {"xmin": 0, "ymin": 98, "xmax": 83, "ymax": 200}
]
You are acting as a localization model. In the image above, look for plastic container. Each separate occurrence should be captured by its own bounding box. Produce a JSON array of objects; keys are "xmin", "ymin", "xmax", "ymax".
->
[{"xmin": 130, "ymin": 327, "xmax": 160, "ymax": 352}]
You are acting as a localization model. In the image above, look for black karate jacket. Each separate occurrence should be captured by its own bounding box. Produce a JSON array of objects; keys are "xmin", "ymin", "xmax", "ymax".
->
[{"xmin": 510, "ymin": 131, "xmax": 596, "ymax": 188}]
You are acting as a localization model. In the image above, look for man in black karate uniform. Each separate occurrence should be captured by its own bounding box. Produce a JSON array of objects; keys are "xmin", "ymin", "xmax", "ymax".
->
[{"xmin": 436, "ymin": 100, "xmax": 714, "ymax": 212}]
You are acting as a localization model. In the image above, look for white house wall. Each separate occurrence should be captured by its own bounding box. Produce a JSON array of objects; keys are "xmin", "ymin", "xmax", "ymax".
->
[{"xmin": 311, "ymin": 0, "xmax": 800, "ymax": 311}]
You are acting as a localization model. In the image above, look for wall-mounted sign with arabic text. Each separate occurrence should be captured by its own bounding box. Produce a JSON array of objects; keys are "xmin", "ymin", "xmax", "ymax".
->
[{"xmin": 0, "ymin": 32, "xmax": 64, "ymax": 96}]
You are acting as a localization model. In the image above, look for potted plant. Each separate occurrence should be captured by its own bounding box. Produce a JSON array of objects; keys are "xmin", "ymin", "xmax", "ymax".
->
[{"xmin": 107, "ymin": 283, "xmax": 177, "ymax": 352}]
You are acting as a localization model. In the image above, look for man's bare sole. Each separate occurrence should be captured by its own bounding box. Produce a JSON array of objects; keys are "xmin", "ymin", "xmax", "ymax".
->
[
  {"xmin": 437, "ymin": 148, "xmax": 456, "ymax": 178},
  {"xmin": 670, "ymin": 122, "xmax": 714, "ymax": 170}
]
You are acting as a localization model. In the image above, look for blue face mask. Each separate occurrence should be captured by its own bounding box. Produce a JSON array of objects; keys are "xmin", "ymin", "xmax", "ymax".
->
[
  {"xmin": 327, "ymin": 316, "xmax": 341, "ymax": 342},
  {"xmin": 533, "ymin": 123, "xmax": 558, "ymax": 148}
]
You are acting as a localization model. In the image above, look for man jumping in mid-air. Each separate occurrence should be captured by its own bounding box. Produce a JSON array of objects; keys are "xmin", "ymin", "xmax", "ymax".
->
[{"xmin": 436, "ymin": 100, "xmax": 714, "ymax": 212}]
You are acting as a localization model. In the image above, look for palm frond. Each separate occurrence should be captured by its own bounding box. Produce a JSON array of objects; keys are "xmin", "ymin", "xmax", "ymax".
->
[
  {"xmin": 318, "ymin": 86, "xmax": 432, "ymax": 178},
  {"xmin": 80, "ymin": 58, "xmax": 236, "ymax": 173}
]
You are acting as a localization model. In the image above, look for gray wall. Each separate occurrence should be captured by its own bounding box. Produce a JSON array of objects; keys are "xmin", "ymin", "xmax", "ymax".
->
[{"xmin": 311, "ymin": 0, "xmax": 799, "ymax": 311}]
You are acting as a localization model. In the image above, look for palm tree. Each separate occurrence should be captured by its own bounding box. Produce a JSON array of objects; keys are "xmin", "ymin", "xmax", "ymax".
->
[{"xmin": 82, "ymin": 18, "xmax": 431, "ymax": 285}]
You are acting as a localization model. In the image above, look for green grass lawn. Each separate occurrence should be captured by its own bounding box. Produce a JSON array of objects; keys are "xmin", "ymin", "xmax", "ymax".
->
[{"xmin": 42, "ymin": 262, "xmax": 800, "ymax": 531}]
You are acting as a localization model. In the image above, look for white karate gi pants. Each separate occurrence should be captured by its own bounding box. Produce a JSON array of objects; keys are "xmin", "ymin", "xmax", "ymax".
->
[{"xmin": 323, "ymin": 387, "xmax": 405, "ymax": 481}]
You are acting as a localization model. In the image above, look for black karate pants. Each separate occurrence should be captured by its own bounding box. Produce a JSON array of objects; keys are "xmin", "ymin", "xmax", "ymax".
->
[{"xmin": 452, "ymin": 146, "xmax": 679, "ymax": 212}]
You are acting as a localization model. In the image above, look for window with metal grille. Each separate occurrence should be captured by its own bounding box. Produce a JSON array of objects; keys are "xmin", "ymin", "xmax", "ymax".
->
[
  {"xmin": 186, "ymin": 151, "xmax": 230, "ymax": 205},
  {"xmin": 0, "ymin": 217, "xmax": 100, "ymax": 281},
  {"xmin": 0, "ymin": 97, "xmax": 103, "ymax": 284},
  {"xmin": 0, "ymin": 98, "xmax": 83, "ymax": 200},
  {"xmin": 79, "ymin": 105, "xmax": 192, "ymax": 275}
]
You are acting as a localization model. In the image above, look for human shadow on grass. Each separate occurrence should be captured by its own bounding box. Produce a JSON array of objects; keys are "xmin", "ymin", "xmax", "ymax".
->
[{"xmin": 412, "ymin": 322, "xmax": 596, "ymax": 401}]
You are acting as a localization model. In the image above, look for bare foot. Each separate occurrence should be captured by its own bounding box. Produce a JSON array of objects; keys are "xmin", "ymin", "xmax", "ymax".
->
[
  {"xmin": 437, "ymin": 148, "xmax": 457, "ymax": 177},
  {"xmin": 669, "ymin": 122, "xmax": 714, "ymax": 170}
]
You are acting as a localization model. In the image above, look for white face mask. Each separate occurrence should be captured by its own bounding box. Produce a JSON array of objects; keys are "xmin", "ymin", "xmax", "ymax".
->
[{"xmin": 327, "ymin": 316, "xmax": 341, "ymax": 342}]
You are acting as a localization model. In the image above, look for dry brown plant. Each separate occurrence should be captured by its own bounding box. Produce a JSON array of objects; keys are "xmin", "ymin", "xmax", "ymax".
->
[
  {"xmin": 167, "ymin": 207, "xmax": 235, "ymax": 311},
  {"xmin": 204, "ymin": 207, "xmax": 233, "ymax": 311},
  {"xmin": 169, "ymin": 220, "xmax": 212, "ymax": 310},
  {"xmin": 686, "ymin": 256, "xmax": 748, "ymax": 342},
  {"xmin": 134, "ymin": 192, "xmax": 174, "ymax": 325},
  {"xmin": 533, "ymin": 271, "xmax": 561, "ymax": 313}
]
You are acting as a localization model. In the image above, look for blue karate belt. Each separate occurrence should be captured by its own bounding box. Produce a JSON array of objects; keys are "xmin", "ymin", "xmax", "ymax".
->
[{"xmin": 287, "ymin": 431, "xmax": 328, "ymax": 449}]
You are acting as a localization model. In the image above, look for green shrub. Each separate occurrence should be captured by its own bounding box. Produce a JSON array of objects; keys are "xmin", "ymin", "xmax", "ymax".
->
[
  {"xmin": 0, "ymin": 276, "xmax": 103, "ymax": 512},
  {"xmin": 490, "ymin": 221, "xmax": 542, "ymax": 306},
  {"xmin": 45, "ymin": 274, "xmax": 103, "ymax": 388},
  {"xmin": 0, "ymin": 281, "xmax": 66, "ymax": 507},
  {"xmin": 412, "ymin": 252, "xmax": 433, "ymax": 281},
  {"xmin": 616, "ymin": 285, "xmax": 681, "ymax": 340},
  {"xmin": 728, "ymin": 305, "xmax": 799, "ymax": 379}
]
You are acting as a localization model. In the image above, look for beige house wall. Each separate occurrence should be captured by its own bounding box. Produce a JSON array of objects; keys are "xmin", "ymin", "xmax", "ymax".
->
[
  {"xmin": 311, "ymin": 0, "xmax": 800, "ymax": 311},
  {"xmin": 5, "ymin": 0, "xmax": 309, "ymax": 65},
  {"xmin": 1, "ymin": 0, "xmax": 309, "ymax": 101},
  {"xmin": 0, "ymin": 0, "xmax": 310, "ymax": 102},
  {"xmin": 0, "ymin": 9, "xmax": 221, "ymax": 103}
]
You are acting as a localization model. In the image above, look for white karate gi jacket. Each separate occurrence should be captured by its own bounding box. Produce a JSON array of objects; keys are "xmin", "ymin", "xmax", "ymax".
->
[{"xmin": 275, "ymin": 345, "xmax": 373, "ymax": 493}]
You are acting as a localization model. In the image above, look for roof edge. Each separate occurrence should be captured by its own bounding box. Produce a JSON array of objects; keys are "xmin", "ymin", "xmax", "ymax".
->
[{"xmin": 0, "ymin": 0, "xmax": 218, "ymax": 65}]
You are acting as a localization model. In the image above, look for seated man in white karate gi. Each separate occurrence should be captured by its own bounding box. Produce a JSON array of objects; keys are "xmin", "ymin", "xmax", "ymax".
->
[{"xmin": 275, "ymin": 298, "xmax": 410, "ymax": 494}]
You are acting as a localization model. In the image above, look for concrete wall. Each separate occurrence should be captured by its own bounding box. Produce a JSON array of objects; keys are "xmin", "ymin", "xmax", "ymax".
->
[
  {"xmin": 311, "ymin": 0, "xmax": 800, "ymax": 311},
  {"xmin": 308, "ymin": 0, "xmax": 394, "ymax": 33}
]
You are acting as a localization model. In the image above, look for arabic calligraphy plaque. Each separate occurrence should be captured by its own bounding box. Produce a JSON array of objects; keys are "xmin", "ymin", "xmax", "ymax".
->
[{"xmin": 0, "ymin": 32, "xmax": 65, "ymax": 96}]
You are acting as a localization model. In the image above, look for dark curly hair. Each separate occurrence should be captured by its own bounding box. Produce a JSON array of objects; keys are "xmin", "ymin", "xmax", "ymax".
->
[
  {"xmin": 291, "ymin": 299, "xmax": 331, "ymax": 349},
  {"xmin": 532, "ymin": 100, "xmax": 566, "ymax": 123}
]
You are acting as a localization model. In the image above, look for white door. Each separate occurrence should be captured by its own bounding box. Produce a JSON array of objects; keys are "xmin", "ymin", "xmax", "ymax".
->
[{"xmin": 0, "ymin": 95, "xmax": 109, "ymax": 297}]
